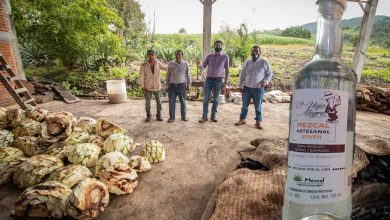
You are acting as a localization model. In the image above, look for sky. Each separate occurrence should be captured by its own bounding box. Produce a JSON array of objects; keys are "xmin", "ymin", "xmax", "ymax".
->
[{"xmin": 138, "ymin": 0, "xmax": 390, "ymax": 34}]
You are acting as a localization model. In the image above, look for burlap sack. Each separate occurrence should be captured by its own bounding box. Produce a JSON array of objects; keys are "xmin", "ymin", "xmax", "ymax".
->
[
  {"xmin": 209, "ymin": 168, "xmax": 286, "ymax": 220},
  {"xmin": 243, "ymin": 138, "xmax": 288, "ymax": 169}
]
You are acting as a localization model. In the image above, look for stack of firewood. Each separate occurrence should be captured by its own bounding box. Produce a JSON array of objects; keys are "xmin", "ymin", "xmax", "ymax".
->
[{"xmin": 356, "ymin": 85, "xmax": 390, "ymax": 115}]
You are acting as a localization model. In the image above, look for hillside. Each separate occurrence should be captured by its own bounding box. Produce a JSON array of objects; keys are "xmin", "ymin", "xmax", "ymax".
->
[{"xmin": 302, "ymin": 15, "xmax": 388, "ymax": 33}]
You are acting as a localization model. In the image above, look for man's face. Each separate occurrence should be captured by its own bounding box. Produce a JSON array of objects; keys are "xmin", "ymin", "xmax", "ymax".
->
[
  {"xmin": 214, "ymin": 42, "xmax": 223, "ymax": 49},
  {"xmin": 175, "ymin": 52, "xmax": 183, "ymax": 62},
  {"xmin": 147, "ymin": 53, "xmax": 155, "ymax": 61},
  {"xmin": 251, "ymin": 47, "xmax": 261, "ymax": 56}
]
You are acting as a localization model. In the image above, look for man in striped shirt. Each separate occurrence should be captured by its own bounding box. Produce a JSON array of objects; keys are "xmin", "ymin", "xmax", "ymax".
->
[{"xmin": 235, "ymin": 45, "xmax": 273, "ymax": 129}]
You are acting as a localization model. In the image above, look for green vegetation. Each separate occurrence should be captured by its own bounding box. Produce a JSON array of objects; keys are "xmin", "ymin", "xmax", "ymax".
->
[
  {"xmin": 281, "ymin": 26, "xmax": 312, "ymax": 39},
  {"xmin": 10, "ymin": 0, "xmax": 390, "ymax": 97}
]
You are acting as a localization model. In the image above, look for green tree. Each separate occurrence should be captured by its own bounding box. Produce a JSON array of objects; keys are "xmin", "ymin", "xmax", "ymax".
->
[
  {"xmin": 281, "ymin": 26, "xmax": 312, "ymax": 39},
  {"xmin": 11, "ymin": 0, "xmax": 124, "ymax": 69},
  {"xmin": 179, "ymin": 28, "xmax": 187, "ymax": 34},
  {"xmin": 106, "ymin": 0, "xmax": 146, "ymax": 62}
]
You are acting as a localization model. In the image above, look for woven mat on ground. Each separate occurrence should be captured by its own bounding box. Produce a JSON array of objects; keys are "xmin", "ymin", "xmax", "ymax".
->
[
  {"xmin": 242, "ymin": 138, "xmax": 288, "ymax": 169},
  {"xmin": 209, "ymin": 168, "xmax": 286, "ymax": 220}
]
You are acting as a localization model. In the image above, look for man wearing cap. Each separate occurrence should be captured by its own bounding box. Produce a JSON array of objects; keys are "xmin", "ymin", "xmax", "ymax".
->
[
  {"xmin": 198, "ymin": 40, "xmax": 230, "ymax": 123},
  {"xmin": 139, "ymin": 49, "xmax": 167, "ymax": 122},
  {"xmin": 166, "ymin": 49, "xmax": 191, "ymax": 122},
  {"xmin": 235, "ymin": 45, "xmax": 273, "ymax": 129}
]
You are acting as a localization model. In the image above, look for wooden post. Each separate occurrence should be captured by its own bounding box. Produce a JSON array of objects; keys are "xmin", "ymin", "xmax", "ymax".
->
[
  {"xmin": 199, "ymin": 0, "xmax": 216, "ymax": 60},
  {"xmin": 352, "ymin": 0, "xmax": 378, "ymax": 83}
]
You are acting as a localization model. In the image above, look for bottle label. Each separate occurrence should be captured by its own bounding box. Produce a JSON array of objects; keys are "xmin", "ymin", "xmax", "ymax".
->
[{"xmin": 286, "ymin": 89, "xmax": 349, "ymax": 204}]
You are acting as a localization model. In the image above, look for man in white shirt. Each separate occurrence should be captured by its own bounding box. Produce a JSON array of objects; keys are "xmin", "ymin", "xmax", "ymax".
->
[{"xmin": 235, "ymin": 45, "xmax": 273, "ymax": 129}]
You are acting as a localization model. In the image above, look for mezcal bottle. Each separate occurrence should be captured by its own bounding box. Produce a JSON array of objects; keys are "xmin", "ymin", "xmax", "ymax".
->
[{"xmin": 282, "ymin": 0, "xmax": 356, "ymax": 219}]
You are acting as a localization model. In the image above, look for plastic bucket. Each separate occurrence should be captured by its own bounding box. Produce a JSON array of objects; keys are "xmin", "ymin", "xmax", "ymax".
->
[
  {"xmin": 106, "ymin": 80, "xmax": 127, "ymax": 103},
  {"xmin": 219, "ymin": 94, "xmax": 225, "ymax": 104}
]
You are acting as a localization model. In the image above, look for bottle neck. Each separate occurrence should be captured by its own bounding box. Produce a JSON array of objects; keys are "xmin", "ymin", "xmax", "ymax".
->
[{"xmin": 314, "ymin": 1, "xmax": 344, "ymax": 61}]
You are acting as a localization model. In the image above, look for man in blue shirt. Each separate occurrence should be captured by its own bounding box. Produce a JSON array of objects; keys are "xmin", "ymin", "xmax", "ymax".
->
[
  {"xmin": 198, "ymin": 40, "xmax": 229, "ymax": 123},
  {"xmin": 235, "ymin": 45, "xmax": 273, "ymax": 129}
]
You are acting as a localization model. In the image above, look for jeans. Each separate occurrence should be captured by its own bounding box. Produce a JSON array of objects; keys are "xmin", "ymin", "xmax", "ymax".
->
[
  {"xmin": 202, "ymin": 77, "xmax": 222, "ymax": 119},
  {"xmin": 239, "ymin": 86, "xmax": 264, "ymax": 122},
  {"xmin": 168, "ymin": 83, "xmax": 187, "ymax": 119},
  {"xmin": 144, "ymin": 90, "xmax": 162, "ymax": 118}
]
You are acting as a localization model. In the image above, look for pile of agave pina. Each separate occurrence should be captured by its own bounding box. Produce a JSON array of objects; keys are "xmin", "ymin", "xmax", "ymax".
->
[{"xmin": 0, "ymin": 106, "xmax": 166, "ymax": 219}]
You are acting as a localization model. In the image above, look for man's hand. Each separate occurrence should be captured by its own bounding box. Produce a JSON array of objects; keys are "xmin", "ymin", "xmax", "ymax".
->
[
  {"xmin": 141, "ymin": 87, "xmax": 146, "ymax": 93},
  {"xmin": 259, "ymin": 81, "xmax": 269, "ymax": 87}
]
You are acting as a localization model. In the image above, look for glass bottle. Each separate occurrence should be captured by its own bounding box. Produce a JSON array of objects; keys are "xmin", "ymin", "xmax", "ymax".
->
[{"xmin": 282, "ymin": 0, "xmax": 356, "ymax": 219}]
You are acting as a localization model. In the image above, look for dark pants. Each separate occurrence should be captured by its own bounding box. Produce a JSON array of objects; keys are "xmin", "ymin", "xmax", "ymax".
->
[
  {"xmin": 168, "ymin": 83, "xmax": 187, "ymax": 119},
  {"xmin": 144, "ymin": 90, "xmax": 162, "ymax": 118},
  {"xmin": 239, "ymin": 86, "xmax": 264, "ymax": 122},
  {"xmin": 202, "ymin": 77, "xmax": 222, "ymax": 119}
]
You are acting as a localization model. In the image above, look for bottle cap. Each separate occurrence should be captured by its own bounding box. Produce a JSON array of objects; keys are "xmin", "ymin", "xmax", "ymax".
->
[{"xmin": 316, "ymin": 0, "xmax": 346, "ymax": 9}]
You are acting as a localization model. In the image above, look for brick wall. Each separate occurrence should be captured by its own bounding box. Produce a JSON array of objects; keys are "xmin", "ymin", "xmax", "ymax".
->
[{"xmin": 0, "ymin": 0, "xmax": 21, "ymax": 107}]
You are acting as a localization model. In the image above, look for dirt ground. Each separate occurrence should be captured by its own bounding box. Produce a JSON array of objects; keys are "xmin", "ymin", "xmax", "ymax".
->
[{"xmin": 0, "ymin": 100, "xmax": 389, "ymax": 220}]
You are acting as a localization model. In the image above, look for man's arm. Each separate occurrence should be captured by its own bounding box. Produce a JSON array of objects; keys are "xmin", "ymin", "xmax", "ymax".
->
[
  {"xmin": 185, "ymin": 62, "xmax": 191, "ymax": 87},
  {"xmin": 159, "ymin": 61, "xmax": 168, "ymax": 71},
  {"xmin": 238, "ymin": 61, "xmax": 247, "ymax": 89},
  {"xmin": 165, "ymin": 63, "xmax": 171, "ymax": 88},
  {"xmin": 138, "ymin": 65, "xmax": 146, "ymax": 92},
  {"xmin": 264, "ymin": 61, "xmax": 273, "ymax": 84},
  {"xmin": 199, "ymin": 54, "xmax": 209, "ymax": 71},
  {"xmin": 224, "ymin": 55, "xmax": 230, "ymax": 84}
]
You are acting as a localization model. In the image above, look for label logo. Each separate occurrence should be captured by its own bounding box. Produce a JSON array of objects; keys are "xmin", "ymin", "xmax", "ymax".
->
[{"xmin": 293, "ymin": 174, "xmax": 325, "ymax": 187}]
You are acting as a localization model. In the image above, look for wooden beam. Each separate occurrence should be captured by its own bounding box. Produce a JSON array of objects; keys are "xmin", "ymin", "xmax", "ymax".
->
[
  {"xmin": 201, "ymin": 0, "xmax": 215, "ymax": 60},
  {"xmin": 352, "ymin": 0, "xmax": 378, "ymax": 82}
]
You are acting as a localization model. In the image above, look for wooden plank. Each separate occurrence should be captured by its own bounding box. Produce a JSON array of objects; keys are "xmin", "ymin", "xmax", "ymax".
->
[
  {"xmin": 352, "ymin": 0, "xmax": 378, "ymax": 82},
  {"xmin": 53, "ymin": 85, "xmax": 81, "ymax": 104},
  {"xmin": 0, "ymin": 73, "xmax": 27, "ymax": 109},
  {"xmin": 14, "ymin": 87, "xmax": 27, "ymax": 94}
]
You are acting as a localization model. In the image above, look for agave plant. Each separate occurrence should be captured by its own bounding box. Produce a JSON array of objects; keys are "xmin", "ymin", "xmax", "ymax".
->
[
  {"xmin": 41, "ymin": 112, "xmax": 75, "ymax": 142},
  {"xmin": 96, "ymin": 118, "xmax": 126, "ymax": 139},
  {"xmin": 0, "ymin": 129, "xmax": 14, "ymax": 147},
  {"xmin": 158, "ymin": 48, "xmax": 175, "ymax": 63},
  {"xmin": 14, "ymin": 181, "xmax": 71, "ymax": 218},
  {"xmin": 142, "ymin": 140, "xmax": 166, "ymax": 163},
  {"xmin": 0, "ymin": 147, "xmax": 24, "ymax": 163},
  {"xmin": 66, "ymin": 143, "xmax": 101, "ymax": 168},
  {"xmin": 25, "ymin": 107, "xmax": 49, "ymax": 122},
  {"xmin": 85, "ymin": 134, "xmax": 105, "ymax": 148},
  {"xmin": 13, "ymin": 119, "xmax": 41, "ymax": 138},
  {"xmin": 0, "ymin": 107, "xmax": 7, "ymax": 129},
  {"xmin": 0, "ymin": 156, "xmax": 27, "ymax": 185},
  {"xmin": 66, "ymin": 178, "xmax": 109, "ymax": 220},
  {"xmin": 11, "ymin": 136, "xmax": 48, "ymax": 157},
  {"xmin": 64, "ymin": 127, "xmax": 90, "ymax": 145},
  {"xmin": 76, "ymin": 117, "xmax": 97, "ymax": 134},
  {"xmin": 13, "ymin": 155, "xmax": 64, "ymax": 188},
  {"xmin": 47, "ymin": 165, "xmax": 93, "ymax": 188},
  {"xmin": 46, "ymin": 142, "xmax": 70, "ymax": 161},
  {"xmin": 96, "ymin": 163, "xmax": 138, "ymax": 195},
  {"xmin": 129, "ymin": 155, "xmax": 152, "ymax": 173},
  {"xmin": 103, "ymin": 133, "xmax": 134, "ymax": 154},
  {"xmin": 95, "ymin": 151, "xmax": 130, "ymax": 175},
  {"xmin": 5, "ymin": 109, "xmax": 25, "ymax": 128}
]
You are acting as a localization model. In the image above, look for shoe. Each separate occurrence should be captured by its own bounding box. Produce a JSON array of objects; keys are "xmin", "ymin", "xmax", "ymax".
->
[
  {"xmin": 199, "ymin": 117, "xmax": 208, "ymax": 123},
  {"xmin": 156, "ymin": 116, "xmax": 163, "ymax": 121},
  {"xmin": 211, "ymin": 118, "xmax": 218, "ymax": 122},
  {"xmin": 255, "ymin": 121, "xmax": 263, "ymax": 129},
  {"xmin": 181, "ymin": 117, "xmax": 189, "ymax": 122},
  {"xmin": 235, "ymin": 120, "xmax": 246, "ymax": 126},
  {"xmin": 168, "ymin": 118, "xmax": 175, "ymax": 123},
  {"xmin": 145, "ymin": 117, "xmax": 151, "ymax": 122}
]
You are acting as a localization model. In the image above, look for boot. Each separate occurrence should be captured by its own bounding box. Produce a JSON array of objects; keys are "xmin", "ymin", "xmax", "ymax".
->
[{"xmin": 235, "ymin": 120, "xmax": 246, "ymax": 126}]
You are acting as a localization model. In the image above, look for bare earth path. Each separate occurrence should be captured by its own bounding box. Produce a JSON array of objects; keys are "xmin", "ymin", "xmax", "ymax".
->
[{"xmin": 0, "ymin": 100, "xmax": 389, "ymax": 220}]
